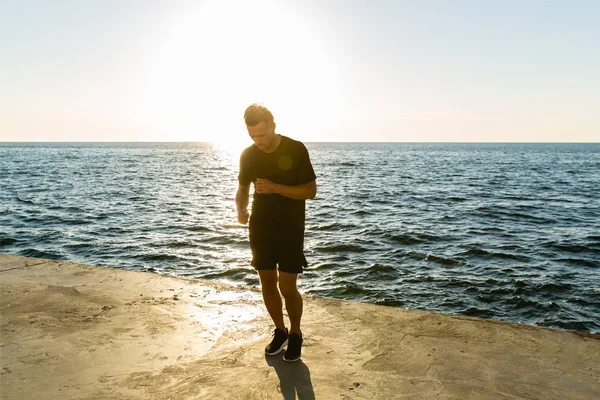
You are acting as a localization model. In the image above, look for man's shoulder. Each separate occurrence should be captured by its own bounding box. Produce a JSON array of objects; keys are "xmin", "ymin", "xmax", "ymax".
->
[
  {"xmin": 241, "ymin": 144, "xmax": 259, "ymax": 159},
  {"xmin": 280, "ymin": 135, "xmax": 308, "ymax": 153}
]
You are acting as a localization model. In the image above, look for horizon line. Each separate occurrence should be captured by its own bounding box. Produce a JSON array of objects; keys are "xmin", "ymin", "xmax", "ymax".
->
[{"xmin": 1, "ymin": 141, "xmax": 599, "ymax": 144}]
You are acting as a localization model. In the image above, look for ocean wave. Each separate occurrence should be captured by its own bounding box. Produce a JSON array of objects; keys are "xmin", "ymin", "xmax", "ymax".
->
[
  {"xmin": 0, "ymin": 237, "xmax": 18, "ymax": 246},
  {"xmin": 156, "ymin": 241, "xmax": 195, "ymax": 248},
  {"xmin": 321, "ymin": 282, "xmax": 365, "ymax": 297},
  {"xmin": 311, "ymin": 222, "xmax": 360, "ymax": 232},
  {"xmin": 360, "ymin": 263, "xmax": 399, "ymax": 279},
  {"xmin": 199, "ymin": 267, "xmax": 255, "ymax": 282},
  {"xmin": 64, "ymin": 243, "xmax": 93, "ymax": 250},
  {"xmin": 554, "ymin": 258, "xmax": 598, "ymax": 268},
  {"xmin": 535, "ymin": 281, "xmax": 573, "ymax": 292},
  {"xmin": 543, "ymin": 242, "xmax": 592, "ymax": 254},
  {"xmin": 457, "ymin": 248, "xmax": 530, "ymax": 261},
  {"xmin": 46, "ymin": 205, "xmax": 85, "ymax": 212},
  {"xmin": 364, "ymin": 263, "xmax": 396, "ymax": 274},
  {"xmin": 60, "ymin": 218, "xmax": 91, "ymax": 226},
  {"xmin": 185, "ymin": 225, "xmax": 212, "ymax": 232},
  {"xmin": 314, "ymin": 243, "xmax": 370, "ymax": 253},
  {"xmin": 374, "ymin": 298, "xmax": 405, "ymax": 307},
  {"xmin": 135, "ymin": 254, "xmax": 182, "ymax": 262},
  {"xmin": 383, "ymin": 233, "xmax": 426, "ymax": 245},
  {"xmin": 15, "ymin": 196, "xmax": 36, "ymax": 204},
  {"xmin": 424, "ymin": 254, "xmax": 465, "ymax": 266},
  {"xmin": 459, "ymin": 307, "xmax": 496, "ymax": 319},
  {"xmin": 17, "ymin": 248, "xmax": 66, "ymax": 260},
  {"xmin": 311, "ymin": 263, "xmax": 338, "ymax": 271}
]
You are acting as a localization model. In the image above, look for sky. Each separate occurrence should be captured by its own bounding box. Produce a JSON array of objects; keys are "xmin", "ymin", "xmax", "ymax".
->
[{"xmin": 1, "ymin": 0, "xmax": 599, "ymax": 143}]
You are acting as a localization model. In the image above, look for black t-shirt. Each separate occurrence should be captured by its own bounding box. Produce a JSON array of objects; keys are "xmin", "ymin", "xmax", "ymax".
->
[{"xmin": 238, "ymin": 135, "xmax": 316, "ymax": 221}]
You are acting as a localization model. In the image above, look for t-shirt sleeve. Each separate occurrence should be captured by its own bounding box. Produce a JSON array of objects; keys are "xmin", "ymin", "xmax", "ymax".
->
[
  {"xmin": 238, "ymin": 150, "xmax": 252, "ymax": 186},
  {"xmin": 296, "ymin": 143, "xmax": 317, "ymax": 185}
]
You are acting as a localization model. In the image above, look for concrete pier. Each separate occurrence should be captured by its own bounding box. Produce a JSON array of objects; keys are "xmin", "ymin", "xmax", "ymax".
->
[{"xmin": 1, "ymin": 254, "xmax": 598, "ymax": 399}]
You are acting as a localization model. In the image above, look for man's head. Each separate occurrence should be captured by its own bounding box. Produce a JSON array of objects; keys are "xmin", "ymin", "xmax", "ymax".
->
[{"xmin": 244, "ymin": 104, "xmax": 278, "ymax": 152}]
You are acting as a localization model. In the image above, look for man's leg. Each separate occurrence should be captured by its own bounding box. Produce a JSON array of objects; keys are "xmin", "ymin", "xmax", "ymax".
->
[
  {"xmin": 257, "ymin": 270, "xmax": 286, "ymax": 331},
  {"xmin": 278, "ymin": 271, "xmax": 303, "ymax": 335}
]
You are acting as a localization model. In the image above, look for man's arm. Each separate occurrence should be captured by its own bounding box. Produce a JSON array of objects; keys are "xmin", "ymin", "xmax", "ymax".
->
[
  {"xmin": 236, "ymin": 184, "xmax": 250, "ymax": 224},
  {"xmin": 255, "ymin": 179, "xmax": 317, "ymax": 200}
]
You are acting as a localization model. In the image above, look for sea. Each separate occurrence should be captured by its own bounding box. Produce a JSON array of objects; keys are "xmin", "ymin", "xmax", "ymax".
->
[{"xmin": 1, "ymin": 142, "xmax": 599, "ymax": 334}]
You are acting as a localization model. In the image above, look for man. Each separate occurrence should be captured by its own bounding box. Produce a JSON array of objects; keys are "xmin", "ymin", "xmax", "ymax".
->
[{"xmin": 236, "ymin": 104, "xmax": 317, "ymax": 362}]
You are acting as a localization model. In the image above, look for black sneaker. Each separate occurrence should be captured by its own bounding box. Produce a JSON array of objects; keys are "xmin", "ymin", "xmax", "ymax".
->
[
  {"xmin": 283, "ymin": 332, "xmax": 303, "ymax": 362},
  {"xmin": 265, "ymin": 328, "xmax": 288, "ymax": 355}
]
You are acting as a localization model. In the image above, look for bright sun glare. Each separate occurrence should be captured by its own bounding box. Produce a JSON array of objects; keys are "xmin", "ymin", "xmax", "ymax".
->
[{"xmin": 140, "ymin": 0, "xmax": 342, "ymax": 147}]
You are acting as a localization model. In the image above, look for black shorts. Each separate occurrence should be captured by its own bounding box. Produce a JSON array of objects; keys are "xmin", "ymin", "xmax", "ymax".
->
[{"xmin": 249, "ymin": 214, "xmax": 307, "ymax": 274}]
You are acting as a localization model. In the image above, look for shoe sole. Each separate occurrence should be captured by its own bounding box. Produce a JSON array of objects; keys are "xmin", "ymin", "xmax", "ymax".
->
[
  {"xmin": 282, "ymin": 354, "xmax": 301, "ymax": 362},
  {"xmin": 265, "ymin": 339, "xmax": 288, "ymax": 356}
]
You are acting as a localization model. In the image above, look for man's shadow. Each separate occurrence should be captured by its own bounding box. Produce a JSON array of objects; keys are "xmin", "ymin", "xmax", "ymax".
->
[{"xmin": 265, "ymin": 354, "xmax": 315, "ymax": 400}]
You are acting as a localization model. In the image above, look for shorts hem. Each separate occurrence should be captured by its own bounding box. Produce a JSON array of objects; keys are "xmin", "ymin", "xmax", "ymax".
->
[{"xmin": 252, "ymin": 262, "xmax": 304, "ymax": 274}]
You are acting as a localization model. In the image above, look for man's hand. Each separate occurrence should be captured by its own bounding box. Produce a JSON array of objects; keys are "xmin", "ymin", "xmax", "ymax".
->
[
  {"xmin": 255, "ymin": 178, "xmax": 279, "ymax": 195},
  {"xmin": 237, "ymin": 209, "xmax": 249, "ymax": 224}
]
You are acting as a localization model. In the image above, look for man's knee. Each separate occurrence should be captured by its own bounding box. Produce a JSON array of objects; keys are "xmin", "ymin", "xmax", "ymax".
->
[
  {"xmin": 278, "ymin": 281, "xmax": 299, "ymax": 299},
  {"xmin": 258, "ymin": 270, "xmax": 278, "ymax": 288},
  {"xmin": 262, "ymin": 283, "xmax": 280, "ymax": 298}
]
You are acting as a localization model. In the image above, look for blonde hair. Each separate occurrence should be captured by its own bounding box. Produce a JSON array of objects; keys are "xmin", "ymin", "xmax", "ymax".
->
[{"xmin": 244, "ymin": 103, "xmax": 274, "ymax": 127}]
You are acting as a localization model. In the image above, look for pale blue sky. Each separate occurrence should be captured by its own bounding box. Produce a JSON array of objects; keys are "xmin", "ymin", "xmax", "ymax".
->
[{"xmin": 1, "ymin": 0, "xmax": 598, "ymax": 142}]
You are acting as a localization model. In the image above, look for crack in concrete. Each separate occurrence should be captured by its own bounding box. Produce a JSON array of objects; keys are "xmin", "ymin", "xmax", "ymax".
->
[
  {"xmin": 362, "ymin": 334, "xmax": 407, "ymax": 367},
  {"xmin": 0, "ymin": 261, "xmax": 56, "ymax": 273},
  {"xmin": 425, "ymin": 358, "xmax": 435, "ymax": 375},
  {"xmin": 362, "ymin": 348, "xmax": 393, "ymax": 367}
]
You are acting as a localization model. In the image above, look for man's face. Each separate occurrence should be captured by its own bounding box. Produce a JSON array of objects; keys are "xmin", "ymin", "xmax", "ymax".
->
[{"xmin": 247, "ymin": 121, "xmax": 277, "ymax": 152}]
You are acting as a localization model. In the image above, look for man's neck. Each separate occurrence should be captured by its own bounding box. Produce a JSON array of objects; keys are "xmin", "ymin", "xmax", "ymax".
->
[{"xmin": 263, "ymin": 134, "xmax": 281, "ymax": 154}]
